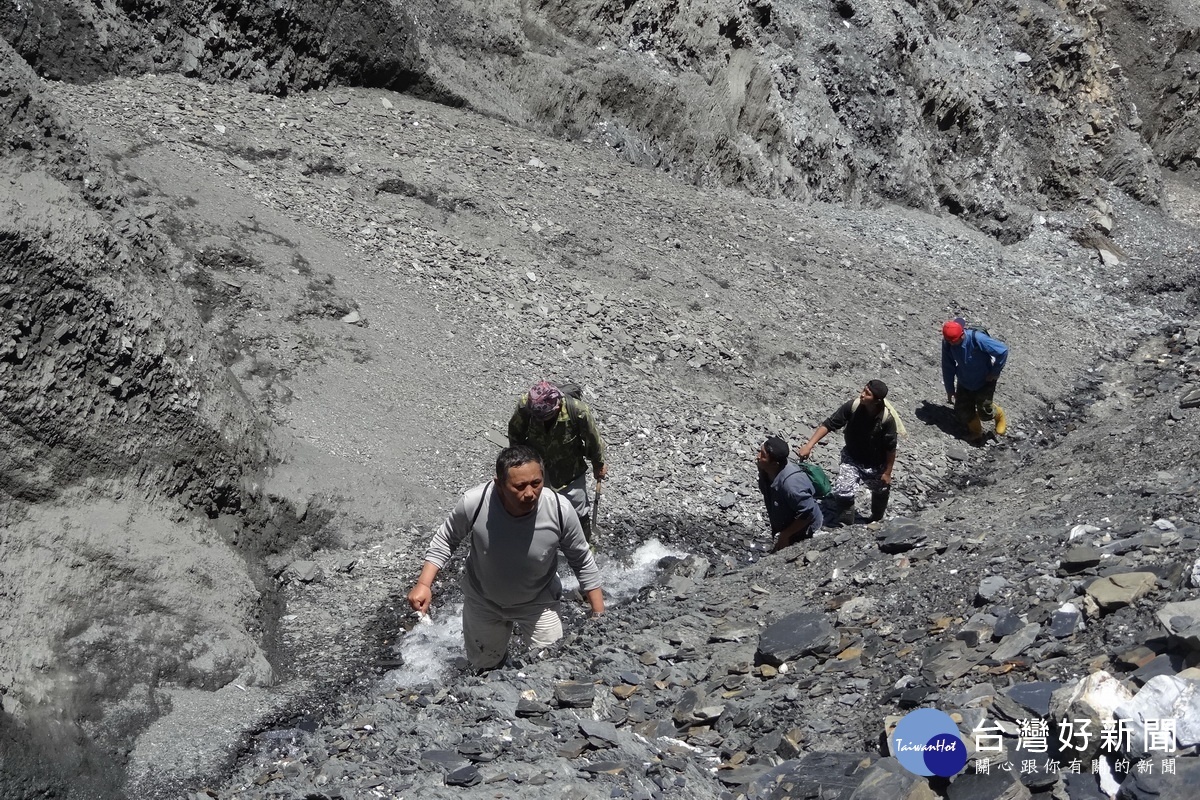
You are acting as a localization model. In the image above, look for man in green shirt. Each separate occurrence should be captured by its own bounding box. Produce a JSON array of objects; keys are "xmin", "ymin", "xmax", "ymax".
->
[{"xmin": 508, "ymin": 381, "xmax": 608, "ymax": 542}]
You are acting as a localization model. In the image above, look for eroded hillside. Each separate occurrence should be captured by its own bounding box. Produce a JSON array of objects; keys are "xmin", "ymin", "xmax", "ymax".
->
[
  {"xmin": 3, "ymin": 2, "xmax": 1198, "ymax": 239},
  {"xmin": 1, "ymin": 2, "xmax": 1199, "ymax": 799}
]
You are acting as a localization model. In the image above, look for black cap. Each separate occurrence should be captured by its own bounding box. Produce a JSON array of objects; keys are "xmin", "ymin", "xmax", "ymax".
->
[{"xmin": 763, "ymin": 436, "xmax": 790, "ymax": 464}]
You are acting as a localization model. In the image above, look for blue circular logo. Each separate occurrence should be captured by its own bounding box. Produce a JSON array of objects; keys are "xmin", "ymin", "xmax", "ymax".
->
[{"xmin": 891, "ymin": 709, "xmax": 968, "ymax": 777}]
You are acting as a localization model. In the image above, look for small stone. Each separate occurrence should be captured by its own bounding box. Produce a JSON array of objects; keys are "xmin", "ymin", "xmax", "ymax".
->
[
  {"xmin": 976, "ymin": 575, "xmax": 1008, "ymax": 604},
  {"xmin": 876, "ymin": 519, "xmax": 927, "ymax": 554},
  {"xmin": 580, "ymin": 760, "xmax": 626, "ymax": 775},
  {"xmin": 1060, "ymin": 545, "xmax": 1103, "ymax": 573},
  {"xmin": 420, "ymin": 749, "xmax": 467, "ymax": 769},
  {"xmin": 445, "ymin": 765, "xmax": 481, "ymax": 786},
  {"xmin": 992, "ymin": 610, "xmax": 1025, "ymax": 638},
  {"xmin": 612, "ymin": 684, "xmax": 637, "ymax": 700},
  {"xmin": 554, "ymin": 681, "xmax": 595, "ymax": 708},
  {"xmin": 580, "ymin": 719, "xmax": 621, "ymax": 745},
  {"xmin": 287, "ymin": 560, "xmax": 322, "ymax": 583},
  {"xmin": 1004, "ymin": 682, "xmax": 1061, "ymax": 718},
  {"xmin": 1086, "ymin": 572, "xmax": 1157, "ymax": 611},
  {"xmin": 1049, "ymin": 603, "xmax": 1083, "ymax": 637},
  {"xmin": 992, "ymin": 623, "xmax": 1041, "ymax": 662},
  {"xmin": 515, "ymin": 697, "xmax": 550, "ymax": 717}
]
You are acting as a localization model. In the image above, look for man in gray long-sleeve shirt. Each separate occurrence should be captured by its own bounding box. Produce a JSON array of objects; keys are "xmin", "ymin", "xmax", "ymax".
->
[{"xmin": 407, "ymin": 445, "xmax": 604, "ymax": 670}]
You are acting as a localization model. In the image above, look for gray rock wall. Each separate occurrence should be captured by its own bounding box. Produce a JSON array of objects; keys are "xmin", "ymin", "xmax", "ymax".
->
[
  {"xmin": 0, "ymin": 38, "xmax": 264, "ymax": 511},
  {"xmin": 3, "ymin": 0, "xmax": 1193, "ymax": 241},
  {"xmin": 0, "ymin": 36, "xmax": 280, "ymax": 797}
]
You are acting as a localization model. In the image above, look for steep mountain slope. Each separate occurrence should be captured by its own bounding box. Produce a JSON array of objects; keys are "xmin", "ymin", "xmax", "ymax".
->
[{"xmin": 1, "ymin": 2, "xmax": 1198, "ymax": 798}]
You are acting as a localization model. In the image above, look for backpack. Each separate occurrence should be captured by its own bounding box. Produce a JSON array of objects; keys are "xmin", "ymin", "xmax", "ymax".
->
[{"xmin": 800, "ymin": 461, "xmax": 831, "ymax": 498}]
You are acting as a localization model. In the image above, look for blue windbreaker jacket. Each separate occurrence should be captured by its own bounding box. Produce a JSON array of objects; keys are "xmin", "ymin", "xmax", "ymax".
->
[{"xmin": 942, "ymin": 328, "xmax": 1009, "ymax": 394}]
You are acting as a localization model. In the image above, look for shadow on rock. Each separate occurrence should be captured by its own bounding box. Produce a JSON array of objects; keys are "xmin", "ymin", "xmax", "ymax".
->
[{"xmin": 914, "ymin": 398, "xmax": 961, "ymax": 439}]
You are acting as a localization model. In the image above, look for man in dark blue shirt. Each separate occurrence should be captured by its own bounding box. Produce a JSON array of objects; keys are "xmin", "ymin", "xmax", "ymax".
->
[{"xmin": 756, "ymin": 436, "xmax": 823, "ymax": 552}]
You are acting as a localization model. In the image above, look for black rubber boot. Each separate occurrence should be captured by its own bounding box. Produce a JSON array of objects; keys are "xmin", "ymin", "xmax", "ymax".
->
[
  {"xmin": 580, "ymin": 513, "xmax": 593, "ymax": 545},
  {"xmin": 869, "ymin": 487, "xmax": 891, "ymax": 522},
  {"xmin": 821, "ymin": 495, "xmax": 854, "ymax": 526}
]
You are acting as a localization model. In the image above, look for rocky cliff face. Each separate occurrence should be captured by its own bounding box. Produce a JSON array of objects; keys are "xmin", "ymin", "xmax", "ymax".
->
[
  {"xmin": 0, "ymin": 34, "xmax": 285, "ymax": 796},
  {"xmin": 3, "ymin": 1, "xmax": 1198, "ymax": 240}
]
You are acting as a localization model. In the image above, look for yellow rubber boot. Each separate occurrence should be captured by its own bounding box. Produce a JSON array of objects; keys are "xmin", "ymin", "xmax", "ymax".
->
[
  {"xmin": 966, "ymin": 416, "xmax": 983, "ymax": 443},
  {"xmin": 993, "ymin": 404, "xmax": 1007, "ymax": 436}
]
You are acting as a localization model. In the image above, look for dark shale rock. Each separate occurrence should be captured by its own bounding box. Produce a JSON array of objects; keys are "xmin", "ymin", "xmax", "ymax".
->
[{"xmin": 756, "ymin": 612, "xmax": 836, "ymax": 667}]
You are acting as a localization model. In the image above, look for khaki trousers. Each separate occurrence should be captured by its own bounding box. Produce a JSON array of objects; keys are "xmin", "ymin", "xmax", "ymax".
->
[{"xmin": 461, "ymin": 597, "xmax": 563, "ymax": 670}]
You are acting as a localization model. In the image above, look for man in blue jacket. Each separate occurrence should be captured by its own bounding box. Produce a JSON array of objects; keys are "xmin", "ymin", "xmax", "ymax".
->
[
  {"xmin": 942, "ymin": 318, "xmax": 1009, "ymax": 443},
  {"xmin": 757, "ymin": 436, "xmax": 823, "ymax": 551}
]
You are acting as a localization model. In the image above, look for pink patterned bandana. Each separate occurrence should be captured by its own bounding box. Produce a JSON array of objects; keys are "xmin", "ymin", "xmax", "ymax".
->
[{"xmin": 528, "ymin": 381, "xmax": 563, "ymax": 420}]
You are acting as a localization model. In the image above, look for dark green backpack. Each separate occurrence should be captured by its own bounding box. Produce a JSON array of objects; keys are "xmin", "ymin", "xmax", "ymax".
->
[{"xmin": 800, "ymin": 461, "xmax": 832, "ymax": 498}]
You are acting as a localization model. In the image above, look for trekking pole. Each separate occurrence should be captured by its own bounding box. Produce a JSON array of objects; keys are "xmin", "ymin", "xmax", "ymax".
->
[{"xmin": 591, "ymin": 478, "xmax": 603, "ymax": 540}]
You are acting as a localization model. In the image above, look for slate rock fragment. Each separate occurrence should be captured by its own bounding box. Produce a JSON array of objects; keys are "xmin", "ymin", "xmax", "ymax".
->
[
  {"xmin": 993, "ymin": 609, "xmax": 1026, "ymax": 638},
  {"xmin": 946, "ymin": 765, "xmax": 1033, "ymax": 799},
  {"xmin": 420, "ymin": 749, "xmax": 468, "ymax": 771},
  {"xmin": 445, "ymin": 764, "xmax": 481, "ymax": 786},
  {"xmin": 746, "ymin": 751, "xmax": 877, "ymax": 797},
  {"xmin": 876, "ymin": 518, "xmax": 928, "ymax": 554},
  {"xmin": 580, "ymin": 760, "xmax": 627, "ymax": 775},
  {"xmin": 554, "ymin": 681, "xmax": 595, "ymax": 708},
  {"xmin": 579, "ymin": 719, "xmax": 621, "ymax": 746},
  {"xmin": 1049, "ymin": 604, "xmax": 1083, "ymax": 637},
  {"xmin": 1116, "ymin": 753, "xmax": 1200, "ymax": 799},
  {"xmin": 516, "ymin": 696, "xmax": 550, "ymax": 717},
  {"xmin": 1003, "ymin": 682, "xmax": 1061, "ymax": 719},
  {"xmin": 1086, "ymin": 572, "xmax": 1157, "ymax": 611},
  {"xmin": 1130, "ymin": 653, "xmax": 1186, "ymax": 685},
  {"xmin": 976, "ymin": 576, "xmax": 1009, "ymax": 605},
  {"xmin": 850, "ymin": 757, "xmax": 939, "ymax": 800},
  {"xmin": 756, "ymin": 611, "xmax": 836, "ymax": 666},
  {"xmin": 1060, "ymin": 545, "xmax": 1103, "ymax": 573}
]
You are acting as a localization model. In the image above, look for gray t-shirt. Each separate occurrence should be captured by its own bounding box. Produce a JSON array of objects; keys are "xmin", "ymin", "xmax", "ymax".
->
[{"xmin": 424, "ymin": 482, "xmax": 601, "ymax": 610}]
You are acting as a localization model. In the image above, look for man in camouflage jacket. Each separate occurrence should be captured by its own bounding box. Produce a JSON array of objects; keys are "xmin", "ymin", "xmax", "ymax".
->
[{"xmin": 508, "ymin": 381, "xmax": 608, "ymax": 542}]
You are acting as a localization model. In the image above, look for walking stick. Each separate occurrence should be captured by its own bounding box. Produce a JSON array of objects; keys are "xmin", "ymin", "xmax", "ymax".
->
[{"xmin": 591, "ymin": 478, "xmax": 603, "ymax": 541}]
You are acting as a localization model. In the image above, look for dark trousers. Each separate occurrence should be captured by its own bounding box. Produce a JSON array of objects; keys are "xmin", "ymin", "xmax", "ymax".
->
[{"xmin": 954, "ymin": 383, "xmax": 997, "ymax": 425}]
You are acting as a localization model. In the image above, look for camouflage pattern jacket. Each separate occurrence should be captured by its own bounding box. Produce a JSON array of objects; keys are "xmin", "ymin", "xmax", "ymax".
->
[{"xmin": 507, "ymin": 395, "xmax": 606, "ymax": 490}]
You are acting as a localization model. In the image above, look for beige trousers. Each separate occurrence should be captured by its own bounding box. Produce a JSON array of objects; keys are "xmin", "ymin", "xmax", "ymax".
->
[{"xmin": 461, "ymin": 599, "xmax": 563, "ymax": 669}]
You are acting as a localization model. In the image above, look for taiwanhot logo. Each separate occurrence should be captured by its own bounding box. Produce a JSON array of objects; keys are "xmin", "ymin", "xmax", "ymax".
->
[{"xmin": 890, "ymin": 708, "xmax": 969, "ymax": 778}]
